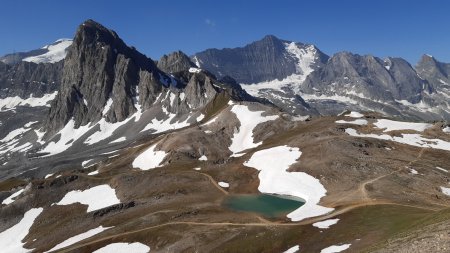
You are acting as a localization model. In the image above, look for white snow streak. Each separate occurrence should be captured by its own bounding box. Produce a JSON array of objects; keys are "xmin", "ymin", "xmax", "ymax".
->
[
  {"xmin": 312, "ymin": 218, "xmax": 340, "ymax": 229},
  {"xmin": 320, "ymin": 244, "xmax": 351, "ymax": 253},
  {"xmin": 47, "ymin": 226, "xmax": 109, "ymax": 252},
  {"xmin": 229, "ymin": 105, "xmax": 278, "ymax": 157}
]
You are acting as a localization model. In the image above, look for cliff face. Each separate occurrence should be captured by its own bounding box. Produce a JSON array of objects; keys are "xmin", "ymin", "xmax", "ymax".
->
[
  {"xmin": 44, "ymin": 20, "xmax": 165, "ymax": 135},
  {"xmin": 0, "ymin": 61, "xmax": 62, "ymax": 98},
  {"xmin": 301, "ymin": 53, "xmax": 428, "ymax": 103},
  {"xmin": 192, "ymin": 35, "xmax": 329, "ymax": 84},
  {"xmin": 157, "ymin": 51, "xmax": 197, "ymax": 73}
]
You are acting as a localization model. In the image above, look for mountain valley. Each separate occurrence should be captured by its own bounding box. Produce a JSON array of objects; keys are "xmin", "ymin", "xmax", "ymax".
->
[{"xmin": 0, "ymin": 19, "xmax": 450, "ymax": 253}]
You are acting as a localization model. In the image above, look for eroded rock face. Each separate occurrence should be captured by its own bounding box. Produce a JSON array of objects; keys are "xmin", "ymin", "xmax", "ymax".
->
[
  {"xmin": 416, "ymin": 54, "xmax": 450, "ymax": 91},
  {"xmin": 157, "ymin": 51, "xmax": 197, "ymax": 73},
  {"xmin": 43, "ymin": 19, "xmax": 253, "ymax": 139},
  {"xmin": 300, "ymin": 52, "xmax": 428, "ymax": 103},
  {"xmin": 192, "ymin": 35, "xmax": 329, "ymax": 84},
  {"xmin": 0, "ymin": 61, "xmax": 62, "ymax": 98},
  {"xmin": 44, "ymin": 19, "xmax": 163, "ymax": 136}
]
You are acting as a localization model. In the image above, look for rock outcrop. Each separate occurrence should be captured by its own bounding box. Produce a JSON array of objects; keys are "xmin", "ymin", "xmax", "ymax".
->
[
  {"xmin": 157, "ymin": 51, "xmax": 197, "ymax": 73},
  {"xmin": 0, "ymin": 61, "xmax": 62, "ymax": 98},
  {"xmin": 44, "ymin": 19, "xmax": 167, "ymax": 136}
]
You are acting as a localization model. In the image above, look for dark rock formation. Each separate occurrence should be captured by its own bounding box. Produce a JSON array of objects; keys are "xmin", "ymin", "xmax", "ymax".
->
[
  {"xmin": 44, "ymin": 19, "xmax": 166, "ymax": 136},
  {"xmin": 157, "ymin": 51, "xmax": 197, "ymax": 73},
  {"xmin": 192, "ymin": 35, "xmax": 329, "ymax": 84},
  {"xmin": 0, "ymin": 61, "xmax": 62, "ymax": 98}
]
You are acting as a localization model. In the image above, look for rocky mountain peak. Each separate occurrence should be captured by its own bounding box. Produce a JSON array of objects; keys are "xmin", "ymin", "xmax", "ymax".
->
[
  {"xmin": 157, "ymin": 50, "xmax": 197, "ymax": 73},
  {"xmin": 192, "ymin": 35, "xmax": 328, "ymax": 84},
  {"xmin": 44, "ymin": 19, "xmax": 162, "ymax": 137}
]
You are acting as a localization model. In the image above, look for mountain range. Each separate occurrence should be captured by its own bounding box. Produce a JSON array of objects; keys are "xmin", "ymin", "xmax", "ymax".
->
[{"xmin": 1, "ymin": 19, "xmax": 450, "ymax": 253}]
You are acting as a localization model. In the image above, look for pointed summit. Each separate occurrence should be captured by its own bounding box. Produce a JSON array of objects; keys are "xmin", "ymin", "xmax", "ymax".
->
[
  {"xmin": 44, "ymin": 20, "xmax": 161, "ymax": 136},
  {"xmin": 192, "ymin": 35, "xmax": 328, "ymax": 83},
  {"xmin": 157, "ymin": 50, "xmax": 197, "ymax": 73}
]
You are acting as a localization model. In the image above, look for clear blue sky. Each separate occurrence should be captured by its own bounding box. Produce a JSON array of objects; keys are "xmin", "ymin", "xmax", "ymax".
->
[{"xmin": 1, "ymin": 0, "xmax": 449, "ymax": 64}]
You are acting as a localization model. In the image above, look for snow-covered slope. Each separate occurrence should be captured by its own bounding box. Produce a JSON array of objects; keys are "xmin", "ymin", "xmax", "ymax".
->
[{"xmin": 22, "ymin": 39, "xmax": 72, "ymax": 63}]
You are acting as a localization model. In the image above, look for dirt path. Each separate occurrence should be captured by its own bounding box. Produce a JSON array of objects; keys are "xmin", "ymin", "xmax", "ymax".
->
[
  {"xmin": 56, "ymin": 200, "xmax": 437, "ymax": 253},
  {"xmin": 192, "ymin": 171, "xmax": 229, "ymax": 195},
  {"xmin": 327, "ymin": 147, "xmax": 426, "ymax": 206}
]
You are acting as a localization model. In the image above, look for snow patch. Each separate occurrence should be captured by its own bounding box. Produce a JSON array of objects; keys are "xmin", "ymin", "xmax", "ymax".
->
[
  {"xmin": 409, "ymin": 168, "xmax": 418, "ymax": 175},
  {"xmin": 48, "ymin": 226, "xmax": 110, "ymax": 252},
  {"xmin": 218, "ymin": 182, "xmax": 229, "ymax": 188},
  {"xmin": 346, "ymin": 111, "xmax": 364, "ymax": 118},
  {"xmin": 229, "ymin": 105, "xmax": 278, "ymax": 157},
  {"xmin": 93, "ymin": 242, "xmax": 150, "ymax": 253},
  {"xmin": 40, "ymin": 119, "xmax": 92, "ymax": 156},
  {"xmin": 110, "ymin": 137, "xmax": 126, "ymax": 143},
  {"xmin": 345, "ymin": 128, "xmax": 450, "ymax": 152},
  {"xmin": 441, "ymin": 187, "xmax": 450, "ymax": 196},
  {"xmin": 88, "ymin": 170, "xmax": 99, "ymax": 176},
  {"xmin": 189, "ymin": 67, "xmax": 202, "ymax": 73},
  {"xmin": 56, "ymin": 185, "xmax": 120, "ymax": 212},
  {"xmin": 0, "ymin": 92, "xmax": 57, "ymax": 111},
  {"xmin": 313, "ymin": 218, "xmax": 340, "ymax": 229},
  {"xmin": 244, "ymin": 145, "xmax": 333, "ymax": 221},
  {"xmin": 320, "ymin": 244, "xmax": 351, "ymax": 253},
  {"xmin": 82, "ymin": 159, "xmax": 94, "ymax": 168},
  {"xmin": 198, "ymin": 155, "xmax": 208, "ymax": 161},
  {"xmin": 335, "ymin": 119, "xmax": 368, "ymax": 125},
  {"xmin": 84, "ymin": 118, "xmax": 130, "ymax": 145},
  {"xmin": 23, "ymin": 39, "xmax": 72, "ymax": 63},
  {"xmin": 0, "ymin": 208, "xmax": 43, "ymax": 253},
  {"xmin": 2, "ymin": 189, "xmax": 24, "ymax": 205},
  {"xmin": 196, "ymin": 113, "xmax": 205, "ymax": 122},
  {"xmin": 443, "ymin": 127, "xmax": 450, "ymax": 133},
  {"xmin": 141, "ymin": 112, "xmax": 190, "ymax": 134},
  {"xmin": 283, "ymin": 245, "xmax": 300, "ymax": 253},
  {"xmin": 102, "ymin": 98, "xmax": 113, "ymax": 116},
  {"xmin": 132, "ymin": 143, "xmax": 167, "ymax": 170},
  {"xmin": 374, "ymin": 119, "xmax": 432, "ymax": 132}
]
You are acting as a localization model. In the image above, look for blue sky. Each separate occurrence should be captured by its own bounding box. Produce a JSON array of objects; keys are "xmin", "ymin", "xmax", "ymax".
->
[{"xmin": 1, "ymin": 0, "xmax": 449, "ymax": 64}]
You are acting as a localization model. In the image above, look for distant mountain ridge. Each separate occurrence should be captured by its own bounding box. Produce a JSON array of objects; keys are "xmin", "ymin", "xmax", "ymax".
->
[
  {"xmin": 192, "ymin": 35, "xmax": 329, "ymax": 84},
  {"xmin": 0, "ymin": 39, "xmax": 72, "ymax": 65},
  {"xmin": 193, "ymin": 35, "xmax": 450, "ymax": 120},
  {"xmin": 1, "ymin": 23, "xmax": 450, "ymax": 123}
]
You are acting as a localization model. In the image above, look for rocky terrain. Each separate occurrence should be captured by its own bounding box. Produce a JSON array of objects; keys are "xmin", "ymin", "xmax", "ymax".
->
[
  {"xmin": 194, "ymin": 36, "xmax": 450, "ymax": 121},
  {"xmin": 0, "ymin": 19, "xmax": 450, "ymax": 253}
]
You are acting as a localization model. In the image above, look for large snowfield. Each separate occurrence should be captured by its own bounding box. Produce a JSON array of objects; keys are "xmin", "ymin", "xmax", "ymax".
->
[
  {"xmin": 244, "ymin": 145, "xmax": 333, "ymax": 221},
  {"xmin": 56, "ymin": 185, "xmax": 121, "ymax": 212},
  {"xmin": 23, "ymin": 39, "xmax": 72, "ymax": 63}
]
